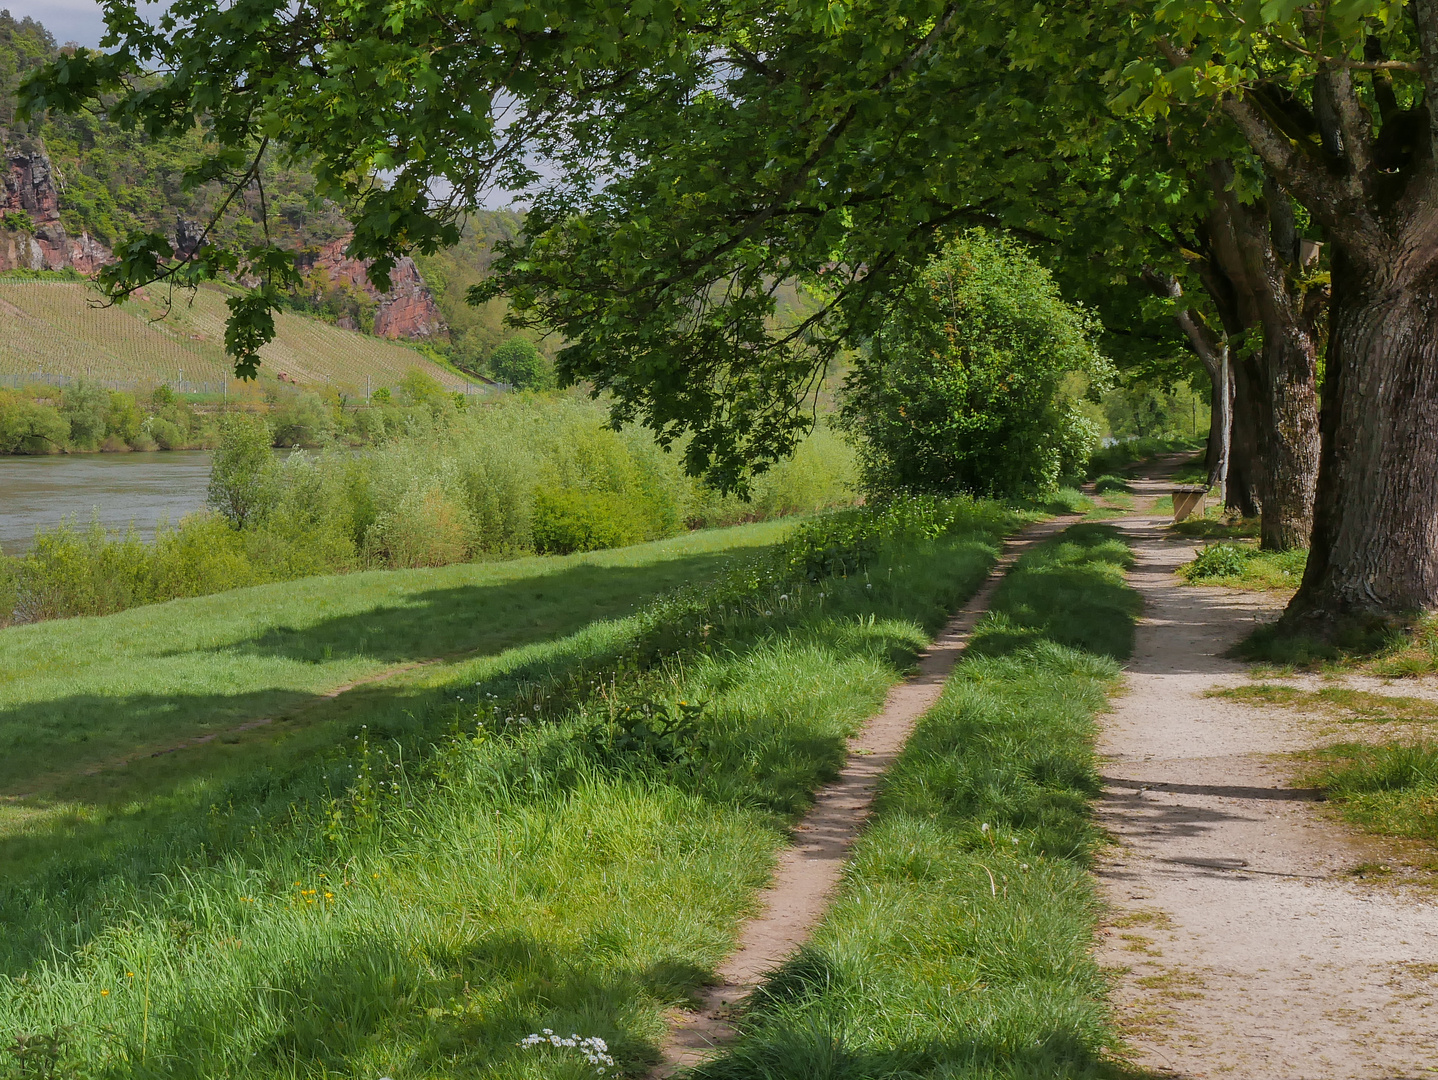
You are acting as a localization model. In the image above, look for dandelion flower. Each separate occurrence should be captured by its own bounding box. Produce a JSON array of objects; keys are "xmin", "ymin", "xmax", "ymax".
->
[{"xmin": 101, "ymin": 989, "xmax": 110, "ymax": 997}]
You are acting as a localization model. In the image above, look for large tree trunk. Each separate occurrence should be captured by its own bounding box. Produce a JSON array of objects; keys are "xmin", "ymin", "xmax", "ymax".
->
[
  {"xmin": 1288, "ymin": 254, "xmax": 1438, "ymax": 621},
  {"xmin": 1257, "ymin": 322, "xmax": 1321, "ymax": 550}
]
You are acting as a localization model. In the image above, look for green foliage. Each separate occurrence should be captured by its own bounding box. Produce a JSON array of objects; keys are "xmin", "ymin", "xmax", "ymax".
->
[
  {"xmin": 694, "ymin": 524, "xmax": 1135, "ymax": 1078},
  {"xmin": 531, "ymin": 487, "xmax": 653, "ymax": 554},
  {"xmin": 1185, "ymin": 542, "xmax": 1255, "ymax": 581},
  {"xmin": 1182, "ymin": 542, "xmax": 1306, "ymax": 589},
  {"xmin": 489, "ymin": 336, "xmax": 554, "ymax": 390},
  {"xmin": 4, "ymin": 397, "xmax": 858, "ymax": 624},
  {"xmin": 841, "ymin": 234, "xmax": 1113, "ymax": 498},
  {"xmin": 1086, "ymin": 435, "xmax": 1205, "ymax": 479},
  {"xmin": 208, "ymin": 412, "xmax": 275, "ymax": 527},
  {"xmin": 1092, "ymin": 474, "xmax": 1131, "ymax": 494},
  {"xmin": 0, "ymin": 390, "xmax": 68, "ymax": 453},
  {"xmin": 0, "ymin": 208, "xmax": 34, "ymax": 233},
  {"xmin": 1309, "ymin": 742, "xmax": 1438, "ymax": 845},
  {"xmin": 0, "ymin": 501, "xmax": 1011, "ymax": 1078}
]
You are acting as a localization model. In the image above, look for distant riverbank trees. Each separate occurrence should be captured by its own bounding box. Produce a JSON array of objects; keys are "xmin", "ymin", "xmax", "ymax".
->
[{"xmin": 0, "ymin": 368, "xmax": 473, "ymax": 454}]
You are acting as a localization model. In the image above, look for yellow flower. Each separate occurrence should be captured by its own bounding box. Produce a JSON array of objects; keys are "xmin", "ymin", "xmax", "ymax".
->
[
  {"xmin": 126, "ymin": 972, "xmax": 134, "ymax": 978},
  {"xmin": 100, "ymin": 989, "xmax": 110, "ymax": 997},
  {"xmin": 324, "ymin": 892, "xmax": 334, "ymax": 900}
]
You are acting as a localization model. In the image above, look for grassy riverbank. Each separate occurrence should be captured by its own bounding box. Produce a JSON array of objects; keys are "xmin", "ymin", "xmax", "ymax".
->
[
  {"xmin": 693, "ymin": 523, "xmax": 1139, "ymax": 1079},
  {"xmin": 0, "ymin": 497, "xmax": 1019, "ymax": 1078}
]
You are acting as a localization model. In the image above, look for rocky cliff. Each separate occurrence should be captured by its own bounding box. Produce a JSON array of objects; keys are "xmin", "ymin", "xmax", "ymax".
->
[
  {"xmin": 2, "ymin": 136, "xmax": 447, "ymax": 343},
  {"xmin": 0, "ymin": 137, "xmax": 111, "ymax": 274},
  {"xmin": 297, "ymin": 238, "xmax": 447, "ymax": 340}
]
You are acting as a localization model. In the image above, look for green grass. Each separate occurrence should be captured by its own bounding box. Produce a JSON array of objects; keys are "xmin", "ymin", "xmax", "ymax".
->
[
  {"xmin": 690, "ymin": 523, "xmax": 1139, "ymax": 1080},
  {"xmin": 0, "ymin": 520, "xmax": 793, "ymax": 796},
  {"xmin": 0, "ymin": 501, "xmax": 1021, "ymax": 1078},
  {"xmin": 1180, "ymin": 541, "xmax": 1306, "ymax": 591},
  {"xmin": 1305, "ymin": 742, "xmax": 1438, "ymax": 845},
  {"xmin": 1209, "ymin": 683, "xmax": 1438, "ymax": 724},
  {"xmin": 0, "ymin": 280, "xmax": 468, "ymax": 394}
]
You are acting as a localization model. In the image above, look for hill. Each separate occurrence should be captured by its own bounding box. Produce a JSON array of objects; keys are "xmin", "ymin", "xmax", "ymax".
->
[{"xmin": 0, "ymin": 278, "xmax": 477, "ymax": 394}]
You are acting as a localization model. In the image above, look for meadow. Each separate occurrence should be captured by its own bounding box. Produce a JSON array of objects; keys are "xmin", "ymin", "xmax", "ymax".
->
[{"xmin": 0, "ymin": 495, "xmax": 1034, "ymax": 1079}]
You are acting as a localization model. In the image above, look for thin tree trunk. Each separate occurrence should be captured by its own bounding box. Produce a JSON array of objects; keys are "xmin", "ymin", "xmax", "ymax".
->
[
  {"xmin": 1225, "ymin": 353, "xmax": 1263, "ymax": 518},
  {"xmin": 1288, "ymin": 253, "xmax": 1438, "ymax": 621}
]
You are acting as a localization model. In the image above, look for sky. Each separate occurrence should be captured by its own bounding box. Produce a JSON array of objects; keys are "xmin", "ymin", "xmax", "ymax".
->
[{"xmin": 3, "ymin": 0, "xmax": 111, "ymax": 48}]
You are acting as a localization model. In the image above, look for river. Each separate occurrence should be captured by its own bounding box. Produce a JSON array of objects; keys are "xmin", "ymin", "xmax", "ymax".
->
[{"xmin": 0, "ymin": 452, "xmax": 213, "ymax": 555}]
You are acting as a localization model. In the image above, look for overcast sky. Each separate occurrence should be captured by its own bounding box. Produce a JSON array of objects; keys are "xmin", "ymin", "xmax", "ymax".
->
[{"xmin": 4, "ymin": 0, "xmax": 111, "ymax": 47}]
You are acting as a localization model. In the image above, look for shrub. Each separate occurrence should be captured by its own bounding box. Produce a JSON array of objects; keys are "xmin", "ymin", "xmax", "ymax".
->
[
  {"xmin": 209, "ymin": 413, "xmax": 276, "ymax": 527},
  {"xmin": 269, "ymin": 390, "xmax": 335, "ymax": 446},
  {"xmin": 840, "ymin": 231, "xmax": 1113, "ymax": 497},
  {"xmin": 531, "ymin": 487, "xmax": 652, "ymax": 553},
  {"xmin": 12, "ymin": 518, "xmax": 152, "ymax": 620},
  {"xmin": 59, "ymin": 381, "xmax": 109, "ymax": 449},
  {"xmin": 147, "ymin": 416, "xmax": 187, "ymax": 449},
  {"xmin": 1185, "ymin": 542, "xmax": 1255, "ymax": 580},
  {"xmin": 368, "ymin": 484, "xmax": 475, "ymax": 567},
  {"xmin": 0, "ymin": 391, "xmax": 68, "ymax": 453},
  {"xmin": 149, "ymin": 515, "xmax": 254, "ymax": 597},
  {"xmin": 490, "ymin": 337, "xmax": 554, "ymax": 390}
]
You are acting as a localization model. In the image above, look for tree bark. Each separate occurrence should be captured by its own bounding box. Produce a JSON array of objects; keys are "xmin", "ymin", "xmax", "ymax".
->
[
  {"xmin": 1202, "ymin": 164, "xmax": 1321, "ymax": 548},
  {"xmin": 1225, "ymin": 353, "xmax": 1263, "ymax": 518},
  {"xmin": 1289, "ymin": 251, "xmax": 1438, "ymax": 620}
]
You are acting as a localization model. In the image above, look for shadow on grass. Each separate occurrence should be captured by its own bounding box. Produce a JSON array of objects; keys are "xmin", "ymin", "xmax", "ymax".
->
[
  {"xmin": 0, "ymin": 550, "xmax": 753, "ymax": 793},
  {"xmin": 970, "ymin": 523, "xmax": 1141, "ymax": 662},
  {"xmin": 96, "ymin": 926, "xmax": 708, "ymax": 1080}
]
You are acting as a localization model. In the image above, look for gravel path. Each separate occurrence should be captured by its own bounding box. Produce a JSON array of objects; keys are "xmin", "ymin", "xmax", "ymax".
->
[{"xmin": 1097, "ymin": 505, "xmax": 1438, "ymax": 1079}]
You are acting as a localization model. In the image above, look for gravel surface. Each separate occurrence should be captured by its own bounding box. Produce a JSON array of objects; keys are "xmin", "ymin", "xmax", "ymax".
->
[{"xmin": 1097, "ymin": 505, "xmax": 1438, "ymax": 1079}]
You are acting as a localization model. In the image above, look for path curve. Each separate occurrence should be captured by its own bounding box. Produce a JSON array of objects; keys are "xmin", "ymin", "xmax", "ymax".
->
[
  {"xmin": 653, "ymin": 513, "xmax": 1081, "ymax": 1076},
  {"xmin": 1097, "ymin": 504, "xmax": 1438, "ymax": 1078}
]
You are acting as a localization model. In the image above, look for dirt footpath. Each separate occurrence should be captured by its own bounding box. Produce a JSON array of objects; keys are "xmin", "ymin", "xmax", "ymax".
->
[{"xmin": 1097, "ymin": 512, "xmax": 1438, "ymax": 1079}]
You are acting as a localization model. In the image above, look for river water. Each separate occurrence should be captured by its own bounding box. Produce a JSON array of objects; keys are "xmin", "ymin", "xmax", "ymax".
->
[{"xmin": 0, "ymin": 452, "xmax": 213, "ymax": 555}]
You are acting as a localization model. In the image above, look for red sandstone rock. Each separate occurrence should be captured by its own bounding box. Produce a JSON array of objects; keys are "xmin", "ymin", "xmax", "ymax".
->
[
  {"xmin": 297, "ymin": 238, "xmax": 447, "ymax": 340},
  {"xmin": 1, "ymin": 137, "xmax": 114, "ymax": 274}
]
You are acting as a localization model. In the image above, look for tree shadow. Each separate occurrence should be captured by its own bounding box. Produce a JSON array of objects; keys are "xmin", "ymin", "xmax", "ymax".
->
[
  {"xmin": 72, "ymin": 926, "xmax": 710, "ymax": 1080},
  {"xmin": 0, "ymin": 549, "xmax": 752, "ymax": 794}
]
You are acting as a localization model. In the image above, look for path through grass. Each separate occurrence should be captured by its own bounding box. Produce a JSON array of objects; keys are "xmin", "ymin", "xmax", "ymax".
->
[
  {"xmin": 690, "ymin": 523, "xmax": 1139, "ymax": 1080},
  {"xmin": 0, "ymin": 500, "xmax": 1019, "ymax": 1078}
]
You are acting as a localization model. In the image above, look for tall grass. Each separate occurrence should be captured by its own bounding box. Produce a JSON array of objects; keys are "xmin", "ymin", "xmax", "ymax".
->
[
  {"xmin": 691, "ymin": 523, "xmax": 1138, "ymax": 1080},
  {"xmin": 0, "ymin": 396, "xmax": 858, "ymax": 625},
  {"xmin": 0, "ymin": 496, "xmax": 1018, "ymax": 1079}
]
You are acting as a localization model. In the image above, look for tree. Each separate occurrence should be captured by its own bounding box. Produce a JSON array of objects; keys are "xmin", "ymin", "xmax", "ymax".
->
[
  {"xmin": 841, "ymin": 232, "xmax": 1112, "ymax": 497},
  {"xmin": 489, "ymin": 337, "xmax": 554, "ymax": 391},
  {"xmin": 208, "ymin": 413, "xmax": 274, "ymax": 527},
  {"xmin": 22, "ymin": 0, "xmax": 1432, "ymax": 621}
]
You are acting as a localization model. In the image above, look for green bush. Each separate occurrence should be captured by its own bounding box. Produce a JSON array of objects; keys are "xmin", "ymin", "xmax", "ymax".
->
[
  {"xmin": 269, "ymin": 389, "xmax": 335, "ymax": 446},
  {"xmin": 531, "ymin": 487, "xmax": 652, "ymax": 553},
  {"xmin": 1185, "ymin": 542, "xmax": 1255, "ymax": 580},
  {"xmin": 0, "ymin": 391, "xmax": 69, "ymax": 453},
  {"xmin": 489, "ymin": 336, "xmax": 554, "ymax": 390},
  {"xmin": 209, "ymin": 413, "xmax": 276, "ymax": 527},
  {"xmin": 841, "ymin": 231, "xmax": 1112, "ymax": 497}
]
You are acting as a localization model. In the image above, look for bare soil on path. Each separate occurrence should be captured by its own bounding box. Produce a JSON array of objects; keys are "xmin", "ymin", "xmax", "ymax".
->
[
  {"xmin": 1098, "ymin": 493, "xmax": 1438, "ymax": 1079},
  {"xmin": 653, "ymin": 513, "xmax": 1081, "ymax": 1076}
]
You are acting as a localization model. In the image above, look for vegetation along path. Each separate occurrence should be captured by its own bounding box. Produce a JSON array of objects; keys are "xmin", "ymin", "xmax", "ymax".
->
[
  {"xmin": 1098, "ymin": 487, "xmax": 1438, "ymax": 1078},
  {"xmin": 655, "ymin": 512, "xmax": 1082, "ymax": 1075}
]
